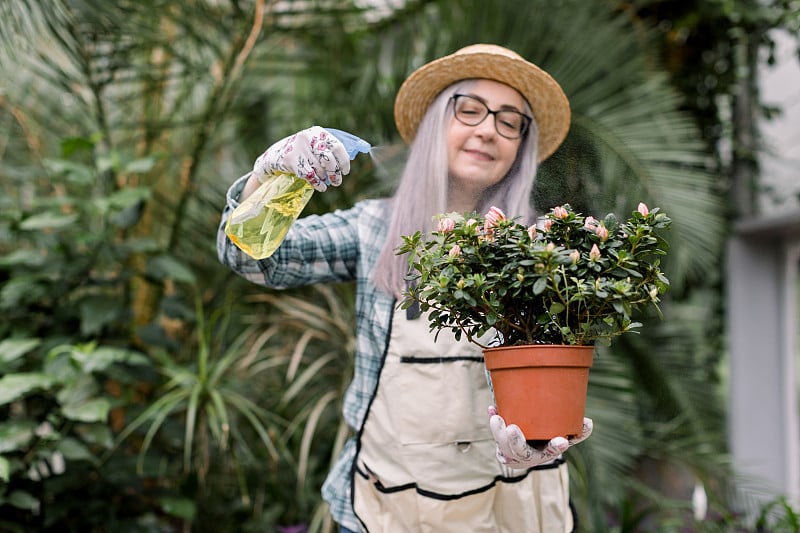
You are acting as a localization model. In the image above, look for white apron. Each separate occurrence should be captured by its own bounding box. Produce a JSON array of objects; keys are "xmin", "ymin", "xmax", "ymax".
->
[{"xmin": 353, "ymin": 307, "xmax": 573, "ymax": 532}]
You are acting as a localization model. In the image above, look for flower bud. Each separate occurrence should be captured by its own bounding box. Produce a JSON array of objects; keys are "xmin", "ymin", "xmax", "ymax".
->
[
  {"xmin": 449, "ymin": 244, "xmax": 461, "ymax": 258},
  {"xmin": 457, "ymin": 278, "xmax": 465, "ymax": 289},
  {"xmin": 553, "ymin": 205, "xmax": 569, "ymax": 219},
  {"xmin": 569, "ymin": 250, "xmax": 580, "ymax": 264},
  {"xmin": 583, "ymin": 216, "xmax": 597, "ymax": 230},
  {"xmin": 438, "ymin": 217, "xmax": 455, "ymax": 233},
  {"xmin": 484, "ymin": 206, "xmax": 506, "ymax": 227},
  {"xmin": 589, "ymin": 243, "xmax": 601, "ymax": 261},
  {"xmin": 638, "ymin": 202, "xmax": 649, "ymax": 216},
  {"xmin": 546, "ymin": 242, "xmax": 556, "ymax": 252},
  {"xmin": 542, "ymin": 219, "xmax": 553, "ymax": 232},
  {"xmin": 484, "ymin": 208, "xmax": 504, "ymax": 239},
  {"xmin": 595, "ymin": 223, "xmax": 609, "ymax": 242},
  {"xmin": 527, "ymin": 224, "xmax": 537, "ymax": 240},
  {"xmin": 649, "ymin": 287, "xmax": 659, "ymax": 300}
]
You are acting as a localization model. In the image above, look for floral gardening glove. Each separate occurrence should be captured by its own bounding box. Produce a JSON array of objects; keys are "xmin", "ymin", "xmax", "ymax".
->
[
  {"xmin": 252, "ymin": 126, "xmax": 350, "ymax": 192},
  {"xmin": 488, "ymin": 406, "xmax": 593, "ymax": 468}
]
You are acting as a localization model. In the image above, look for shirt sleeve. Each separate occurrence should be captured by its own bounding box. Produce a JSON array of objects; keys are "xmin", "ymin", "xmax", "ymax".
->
[{"xmin": 217, "ymin": 173, "xmax": 360, "ymax": 289}]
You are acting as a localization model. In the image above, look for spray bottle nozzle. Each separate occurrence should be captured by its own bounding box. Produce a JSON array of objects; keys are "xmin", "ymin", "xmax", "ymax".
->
[{"xmin": 325, "ymin": 127, "xmax": 371, "ymax": 160}]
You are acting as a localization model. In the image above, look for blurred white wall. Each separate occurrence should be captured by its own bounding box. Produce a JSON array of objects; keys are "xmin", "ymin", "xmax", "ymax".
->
[{"xmin": 728, "ymin": 28, "xmax": 800, "ymax": 512}]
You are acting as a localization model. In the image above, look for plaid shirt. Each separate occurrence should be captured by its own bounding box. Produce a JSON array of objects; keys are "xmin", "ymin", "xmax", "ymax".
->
[{"xmin": 217, "ymin": 175, "xmax": 394, "ymax": 530}]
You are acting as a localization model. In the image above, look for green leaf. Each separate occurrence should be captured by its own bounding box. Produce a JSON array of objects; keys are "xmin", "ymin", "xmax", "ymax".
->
[
  {"xmin": 0, "ymin": 373, "xmax": 56, "ymax": 405},
  {"xmin": 0, "ymin": 456, "xmax": 9, "ymax": 482},
  {"xmin": 57, "ymin": 437, "xmax": 95, "ymax": 462},
  {"xmin": 0, "ymin": 277, "xmax": 48, "ymax": 310},
  {"xmin": 96, "ymin": 152, "xmax": 120, "ymax": 173},
  {"xmin": 7, "ymin": 490, "xmax": 39, "ymax": 511},
  {"xmin": 19, "ymin": 212, "xmax": 78, "ymax": 230},
  {"xmin": 61, "ymin": 398, "xmax": 110, "ymax": 423},
  {"xmin": 74, "ymin": 424, "xmax": 113, "ymax": 449},
  {"xmin": 42, "ymin": 158, "xmax": 94, "ymax": 184},
  {"xmin": 159, "ymin": 497, "xmax": 196, "ymax": 520},
  {"xmin": 107, "ymin": 186, "xmax": 151, "ymax": 210},
  {"xmin": 125, "ymin": 156, "xmax": 158, "ymax": 174},
  {"xmin": 147, "ymin": 255, "xmax": 196, "ymax": 284},
  {"xmin": 79, "ymin": 295, "xmax": 122, "ymax": 336},
  {"xmin": 123, "ymin": 237, "xmax": 160, "ymax": 253},
  {"xmin": 0, "ymin": 249, "xmax": 47, "ymax": 268},
  {"xmin": 533, "ymin": 277, "xmax": 547, "ymax": 295},
  {"xmin": 0, "ymin": 421, "xmax": 36, "ymax": 453},
  {"xmin": 70, "ymin": 346, "xmax": 149, "ymax": 373},
  {"xmin": 60, "ymin": 136, "xmax": 96, "ymax": 158},
  {"xmin": 0, "ymin": 338, "xmax": 41, "ymax": 364}
]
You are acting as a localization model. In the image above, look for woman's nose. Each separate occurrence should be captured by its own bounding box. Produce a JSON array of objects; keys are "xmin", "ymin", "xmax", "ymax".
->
[{"xmin": 474, "ymin": 115, "xmax": 497, "ymax": 138}]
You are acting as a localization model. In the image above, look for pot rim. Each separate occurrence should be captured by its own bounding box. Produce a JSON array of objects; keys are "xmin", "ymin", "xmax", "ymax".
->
[{"xmin": 483, "ymin": 344, "xmax": 595, "ymax": 370}]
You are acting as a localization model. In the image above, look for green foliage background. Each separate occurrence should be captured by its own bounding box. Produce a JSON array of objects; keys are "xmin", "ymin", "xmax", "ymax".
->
[{"xmin": 0, "ymin": 0, "xmax": 797, "ymax": 531}]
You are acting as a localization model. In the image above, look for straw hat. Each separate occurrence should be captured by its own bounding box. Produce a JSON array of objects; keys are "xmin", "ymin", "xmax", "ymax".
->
[{"xmin": 394, "ymin": 44, "xmax": 571, "ymax": 162}]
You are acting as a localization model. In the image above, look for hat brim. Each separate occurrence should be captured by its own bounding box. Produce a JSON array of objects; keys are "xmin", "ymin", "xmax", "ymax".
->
[{"xmin": 394, "ymin": 45, "xmax": 571, "ymax": 163}]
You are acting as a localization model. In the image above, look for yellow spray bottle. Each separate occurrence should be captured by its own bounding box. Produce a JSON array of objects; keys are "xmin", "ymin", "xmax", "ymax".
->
[{"xmin": 224, "ymin": 128, "xmax": 371, "ymax": 259}]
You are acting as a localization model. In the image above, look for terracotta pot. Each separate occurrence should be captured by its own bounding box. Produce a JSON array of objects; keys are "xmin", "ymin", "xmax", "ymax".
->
[{"xmin": 483, "ymin": 344, "xmax": 594, "ymax": 441}]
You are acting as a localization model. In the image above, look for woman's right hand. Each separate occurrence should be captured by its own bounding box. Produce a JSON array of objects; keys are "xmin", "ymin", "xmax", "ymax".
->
[
  {"xmin": 488, "ymin": 406, "xmax": 593, "ymax": 468},
  {"xmin": 252, "ymin": 126, "xmax": 350, "ymax": 192}
]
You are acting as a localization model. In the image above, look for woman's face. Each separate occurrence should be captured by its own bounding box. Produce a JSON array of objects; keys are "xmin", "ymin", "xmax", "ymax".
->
[{"xmin": 446, "ymin": 79, "xmax": 526, "ymax": 209}]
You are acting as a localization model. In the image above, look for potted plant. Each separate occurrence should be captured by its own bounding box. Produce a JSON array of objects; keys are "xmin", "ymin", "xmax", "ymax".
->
[{"xmin": 397, "ymin": 202, "xmax": 671, "ymax": 440}]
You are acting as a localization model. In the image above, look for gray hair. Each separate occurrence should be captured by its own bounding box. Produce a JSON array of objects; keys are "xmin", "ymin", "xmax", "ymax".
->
[{"xmin": 373, "ymin": 79, "xmax": 540, "ymax": 298}]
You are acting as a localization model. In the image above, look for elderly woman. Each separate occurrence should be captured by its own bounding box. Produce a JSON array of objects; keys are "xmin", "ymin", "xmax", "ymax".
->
[{"xmin": 218, "ymin": 44, "xmax": 592, "ymax": 533}]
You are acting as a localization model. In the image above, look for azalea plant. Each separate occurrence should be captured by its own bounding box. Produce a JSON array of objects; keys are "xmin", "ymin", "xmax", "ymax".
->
[{"xmin": 398, "ymin": 203, "xmax": 672, "ymax": 348}]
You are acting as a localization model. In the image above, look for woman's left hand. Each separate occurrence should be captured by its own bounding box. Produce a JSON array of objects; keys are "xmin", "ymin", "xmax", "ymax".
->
[{"xmin": 488, "ymin": 406, "xmax": 593, "ymax": 468}]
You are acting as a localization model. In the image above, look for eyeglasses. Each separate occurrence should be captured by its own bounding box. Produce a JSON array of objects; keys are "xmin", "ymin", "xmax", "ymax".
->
[{"xmin": 449, "ymin": 94, "xmax": 532, "ymax": 139}]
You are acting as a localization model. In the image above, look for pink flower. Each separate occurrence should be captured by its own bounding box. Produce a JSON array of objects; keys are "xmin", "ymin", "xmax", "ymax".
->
[
  {"xmin": 595, "ymin": 223, "xmax": 609, "ymax": 242},
  {"xmin": 638, "ymin": 202, "xmax": 649, "ymax": 216},
  {"xmin": 438, "ymin": 217, "xmax": 455, "ymax": 233},
  {"xmin": 485, "ymin": 206, "xmax": 506, "ymax": 221},
  {"xmin": 589, "ymin": 244, "xmax": 601, "ymax": 261},
  {"xmin": 552, "ymin": 205, "xmax": 569, "ymax": 219},
  {"xmin": 583, "ymin": 216, "xmax": 597, "ymax": 230},
  {"xmin": 466, "ymin": 218, "xmax": 477, "ymax": 227},
  {"xmin": 542, "ymin": 219, "xmax": 553, "ymax": 232},
  {"xmin": 527, "ymin": 224, "xmax": 537, "ymax": 240},
  {"xmin": 449, "ymin": 244, "xmax": 461, "ymax": 258},
  {"xmin": 483, "ymin": 206, "xmax": 506, "ymax": 230}
]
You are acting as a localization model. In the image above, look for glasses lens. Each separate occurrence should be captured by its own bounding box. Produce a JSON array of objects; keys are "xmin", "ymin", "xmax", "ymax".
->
[
  {"xmin": 453, "ymin": 95, "xmax": 488, "ymax": 126},
  {"xmin": 496, "ymin": 111, "xmax": 526, "ymax": 138}
]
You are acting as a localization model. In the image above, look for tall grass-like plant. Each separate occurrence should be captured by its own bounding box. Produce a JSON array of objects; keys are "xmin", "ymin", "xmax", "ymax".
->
[
  {"xmin": 245, "ymin": 284, "xmax": 356, "ymax": 532},
  {"xmin": 110, "ymin": 294, "xmax": 287, "ymax": 495}
]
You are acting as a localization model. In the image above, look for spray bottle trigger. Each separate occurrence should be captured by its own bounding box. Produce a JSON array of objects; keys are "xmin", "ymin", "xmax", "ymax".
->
[{"xmin": 324, "ymin": 127, "xmax": 372, "ymax": 160}]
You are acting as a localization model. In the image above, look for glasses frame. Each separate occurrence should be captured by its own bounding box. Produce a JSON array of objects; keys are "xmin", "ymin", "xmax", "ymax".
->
[{"xmin": 449, "ymin": 94, "xmax": 532, "ymax": 140}]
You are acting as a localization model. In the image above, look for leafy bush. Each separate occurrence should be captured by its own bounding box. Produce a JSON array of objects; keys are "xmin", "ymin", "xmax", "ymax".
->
[
  {"xmin": 400, "ymin": 203, "xmax": 672, "ymax": 347},
  {"xmin": 0, "ymin": 137, "xmax": 195, "ymax": 529}
]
